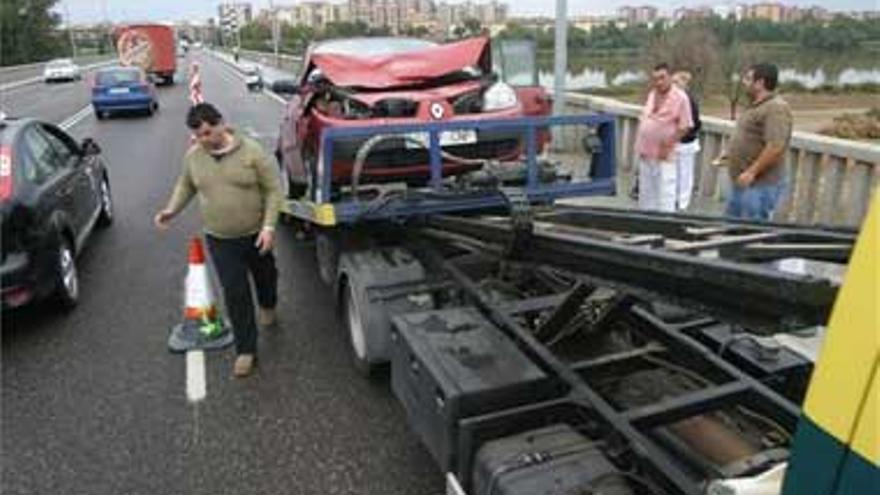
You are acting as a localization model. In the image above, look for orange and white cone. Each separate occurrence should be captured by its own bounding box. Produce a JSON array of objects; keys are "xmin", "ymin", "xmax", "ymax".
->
[
  {"xmin": 168, "ymin": 236, "xmax": 233, "ymax": 353},
  {"xmin": 184, "ymin": 237, "xmax": 217, "ymax": 322}
]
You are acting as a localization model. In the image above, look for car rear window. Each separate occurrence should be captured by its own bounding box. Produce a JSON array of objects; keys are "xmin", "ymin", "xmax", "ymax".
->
[{"xmin": 96, "ymin": 70, "xmax": 141, "ymax": 86}]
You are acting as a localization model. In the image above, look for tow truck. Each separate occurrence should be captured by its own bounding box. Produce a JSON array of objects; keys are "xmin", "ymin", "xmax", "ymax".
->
[{"xmin": 274, "ymin": 55, "xmax": 877, "ymax": 495}]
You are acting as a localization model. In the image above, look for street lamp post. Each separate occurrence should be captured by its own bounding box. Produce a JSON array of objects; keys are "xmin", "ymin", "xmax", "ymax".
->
[
  {"xmin": 270, "ymin": 0, "xmax": 280, "ymax": 67},
  {"xmin": 552, "ymin": 0, "xmax": 568, "ymax": 148},
  {"xmin": 64, "ymin": 1, "xmax": 78, "ymax": 58}
]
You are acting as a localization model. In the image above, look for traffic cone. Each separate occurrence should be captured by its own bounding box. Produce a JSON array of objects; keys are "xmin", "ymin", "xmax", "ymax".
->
[{"xmin": 168, "ymin": 236, "xmax": 234, "ymax": 353}]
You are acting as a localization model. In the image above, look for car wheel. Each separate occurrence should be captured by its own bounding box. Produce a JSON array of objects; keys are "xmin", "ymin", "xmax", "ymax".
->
[
  {"xmin": 53, "ymin": 238, "xmax": 79, "ymax": 309},
  {"xmin": 94, "ymin": 109, "xmax": 105, "ymax": 120},
  {"xmin": 97, "ymin": 177, "xmax": 113, "ymax": 227}
]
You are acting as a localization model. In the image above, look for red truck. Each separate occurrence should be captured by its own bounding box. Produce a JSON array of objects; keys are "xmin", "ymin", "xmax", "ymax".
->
[{"xmin": 113, "ymin": 24, "xmax": 177, "ymax": 85}]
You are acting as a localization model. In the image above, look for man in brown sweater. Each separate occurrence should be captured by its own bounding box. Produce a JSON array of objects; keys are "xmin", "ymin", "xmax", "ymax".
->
[{"xmin": 155, "ymin": 103, "xmax": 283, "ymax": 377}]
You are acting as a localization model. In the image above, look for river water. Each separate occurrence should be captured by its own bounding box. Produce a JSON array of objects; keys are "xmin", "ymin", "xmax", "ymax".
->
[{"xmin": 538, "ymin": 49, "xmax": 880, "ymax": 91}]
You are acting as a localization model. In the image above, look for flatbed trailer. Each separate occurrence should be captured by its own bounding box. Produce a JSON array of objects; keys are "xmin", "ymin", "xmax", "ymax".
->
[{"xmin": 279, "ymin": 113, "xmax": 873, "ymax": 494}]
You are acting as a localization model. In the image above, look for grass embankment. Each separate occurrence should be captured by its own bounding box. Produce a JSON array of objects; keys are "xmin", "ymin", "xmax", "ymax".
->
[{"xmin": 820, "ymin": 108, "xmax": 880, "ymax": 140}]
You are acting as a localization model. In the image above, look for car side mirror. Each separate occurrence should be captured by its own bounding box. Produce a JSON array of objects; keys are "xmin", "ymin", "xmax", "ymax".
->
[
  {"xmin": 81, "ymin": 138, "xmax": 101, "ymax": 156},
  {"xmin": 271, "ymin": 80, "xmax": 299, "ymax": 96}
]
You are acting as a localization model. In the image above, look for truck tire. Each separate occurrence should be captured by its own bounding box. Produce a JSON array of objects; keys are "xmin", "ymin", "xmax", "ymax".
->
[{"xmin": 337, "ymin": 248, "xmax": 429, "ymax": 377}]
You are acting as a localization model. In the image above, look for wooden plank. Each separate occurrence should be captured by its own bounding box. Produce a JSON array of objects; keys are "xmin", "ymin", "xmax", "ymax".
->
[
  {"xmin": 715, "ymin": 134, "xmax": 731, "ymax": 201},
  {"xmin": 836, "ymin": 157, "xmax": 857, "ymax": 226},
  {"xmin": 789, "ymin": 148, "xmax": 812, "ymax": 223},
  {"xmin": 702, "ymin": 134, "xmax": 721, "ymax": 199},
  {"xmin": 774, "ymin": 148, "xmax": 797, "ymax": 222},
  {"xmin": 811, "ymin": 153, "xmax": 832, "ymax": 225}
]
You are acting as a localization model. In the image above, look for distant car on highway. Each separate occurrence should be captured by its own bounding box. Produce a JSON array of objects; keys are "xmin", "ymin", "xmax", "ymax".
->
[
  {"xmin": 0, "ymin": 116, "xmax": 113, "ymax": 309},
  {"xmin": 91, "ymin": 66, "xmax": 159, "ymax": 119},
  {"xmin": 43, "ymin": 58, "xmax": 81, "ymax": 83},
  {"xmin": 242, "ymin": 64, "xmax": 263, "ymax": 91}
]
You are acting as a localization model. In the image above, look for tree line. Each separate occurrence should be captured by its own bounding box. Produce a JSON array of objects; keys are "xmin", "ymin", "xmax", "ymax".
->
[
  {"xmin": 497, "ymin": 16, "xmax": 880, "ymax": 52},
  {"xmin": 1, "ymin": 0, "xmax": 67, "ymax": 66}
]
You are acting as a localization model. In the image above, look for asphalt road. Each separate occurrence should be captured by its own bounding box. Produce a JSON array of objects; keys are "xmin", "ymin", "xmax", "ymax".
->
[{"xmin": 1, "ymin": 52, "xmax": 441, "ymax": 495}]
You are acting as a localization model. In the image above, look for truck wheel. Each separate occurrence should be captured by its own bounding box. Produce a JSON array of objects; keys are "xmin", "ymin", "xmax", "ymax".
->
[
  {"xmin": 342, "ymin": 278, "xmax": 378, "ymax": 376},
  {"xmin": 336, "ymin": 249, "xmax": 429, "ymax": 377}
]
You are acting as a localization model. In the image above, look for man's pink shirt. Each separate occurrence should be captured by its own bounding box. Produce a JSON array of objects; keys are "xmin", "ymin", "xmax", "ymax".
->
[{"xmin": 634, "ymin": 86, "xmax": 693, "ymax": 161}]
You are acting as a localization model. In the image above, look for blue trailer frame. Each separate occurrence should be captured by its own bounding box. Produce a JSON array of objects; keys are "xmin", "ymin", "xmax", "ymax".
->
[{"xmin": 284, "ymin": 113, "xmax": 617, "ymax": 226}]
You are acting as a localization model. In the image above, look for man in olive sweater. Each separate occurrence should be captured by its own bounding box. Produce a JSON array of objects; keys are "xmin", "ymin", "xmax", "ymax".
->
[{"xmin": 155, "ymin": 103, "xmax": 283, "ymax": 377}]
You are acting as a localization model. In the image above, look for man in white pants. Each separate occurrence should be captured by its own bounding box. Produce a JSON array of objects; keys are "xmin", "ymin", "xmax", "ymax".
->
[
  {"xmin": 634, "ymin": 63, "xmax": 693, "ymax": 212},
  {"xmin": 673, "ymin": 71, "xmax": 702, "ymax": 211}
]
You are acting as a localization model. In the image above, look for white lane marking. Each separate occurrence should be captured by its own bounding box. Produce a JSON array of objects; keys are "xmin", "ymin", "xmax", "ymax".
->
[
  {"xmin": 265, "ymin": 90, "xmax": 287, "ymax": 105},
  {"xmin": 186, "ymin": 350, "xmax": 207, "ymax": 403},
  {"xmin": 59, "ymin": 104, "xmax": 93, "ymax": 130}
]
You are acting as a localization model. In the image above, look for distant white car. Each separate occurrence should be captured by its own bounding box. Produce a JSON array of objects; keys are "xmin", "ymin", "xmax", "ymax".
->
[
  {"xmin": 242, "ymin": 64, "xmax": 263, "ymax": 91},
  {"xmin": 43, "ymin": 59, "xmax": 81, "ymax": 82}
]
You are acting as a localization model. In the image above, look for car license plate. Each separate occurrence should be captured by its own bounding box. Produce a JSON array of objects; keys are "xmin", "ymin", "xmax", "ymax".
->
[
  {"xmin": 109, "ymin": 87, "xmax": 130, "ymax": 94},
  {"xmin": 404, "ymin": 130, "xmax": 477, "ymax": 149}
]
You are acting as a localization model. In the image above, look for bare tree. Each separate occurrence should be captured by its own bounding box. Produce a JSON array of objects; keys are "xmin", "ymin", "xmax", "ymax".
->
[{"xmin": 647, "ymin": 22, "xmax": 720, "ymax": 100}]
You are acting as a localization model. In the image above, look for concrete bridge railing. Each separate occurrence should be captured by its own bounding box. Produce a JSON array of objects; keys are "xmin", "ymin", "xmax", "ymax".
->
[{"xmin": 560, "ymin": 94, "xmax": 879, "ymax": 228}]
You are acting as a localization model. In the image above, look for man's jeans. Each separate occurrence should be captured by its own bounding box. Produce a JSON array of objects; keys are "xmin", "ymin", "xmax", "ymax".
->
[
  {"xmin": 205, "ymin": 233, "xmax": 278, "ymax": 355},
  {"xmin": 725, "ymin": 182, "xmax": 785, "ymax": 221}
]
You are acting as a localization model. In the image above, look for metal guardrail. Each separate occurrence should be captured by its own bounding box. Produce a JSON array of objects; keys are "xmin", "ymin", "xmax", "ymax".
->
[
  {"xmin": 222, "ymin": 48, "xmax": 302, "ymax": 74},
  {"xmin": 562, "ymin": 94, "xmax": 880, "ymax": 228},
  {"xmin": 0, "ymin": 54, "xmax": 116, "ymax": 86}
]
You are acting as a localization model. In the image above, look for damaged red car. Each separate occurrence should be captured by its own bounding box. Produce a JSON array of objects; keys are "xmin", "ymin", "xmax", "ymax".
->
[{"xmin": 273, "ymin": 36, "xmax": 550, "ymax": 199}]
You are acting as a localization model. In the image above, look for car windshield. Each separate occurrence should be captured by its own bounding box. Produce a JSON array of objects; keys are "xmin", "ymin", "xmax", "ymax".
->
[
  {"xmin": 312, "ymin": 38, "xmax": 437, "ymax": 57},
  {"xmin": 96, "ymin": 69, "xmax": 141, "ymax": 86}
]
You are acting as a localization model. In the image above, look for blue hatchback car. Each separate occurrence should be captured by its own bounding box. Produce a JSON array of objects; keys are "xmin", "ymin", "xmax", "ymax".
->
[{"xmin": 91, "ymin": 67, "xmax": 158, "ymax": 119}]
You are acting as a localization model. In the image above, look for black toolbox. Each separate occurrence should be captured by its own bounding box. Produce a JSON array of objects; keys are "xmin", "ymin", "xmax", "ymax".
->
[
  {"xmin": 391, "ymin": 307, "xmax": 559, "ymax": 473},
  {"xmin": 472, "ymin": 424, "xmax": 633, "ymax": 495}
]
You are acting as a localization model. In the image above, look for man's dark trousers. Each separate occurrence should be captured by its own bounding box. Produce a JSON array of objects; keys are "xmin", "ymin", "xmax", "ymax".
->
[{"xmin": 205, "ymin": 233, "xmax": 278, "ymax": 355}]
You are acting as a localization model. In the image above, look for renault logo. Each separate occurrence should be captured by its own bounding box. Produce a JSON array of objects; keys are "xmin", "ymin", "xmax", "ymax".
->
[{"xmin": 430, "ymin": 102, "xmax": 445, "ymax": 120}]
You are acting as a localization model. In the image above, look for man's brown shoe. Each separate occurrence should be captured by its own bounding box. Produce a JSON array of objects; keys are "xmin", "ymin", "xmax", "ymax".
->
[
  {"xmin": 233, "ymin": 354, "xmax": 256, "ymax": 378},
  {"xmin": 258, "ymin": 307, "xmax": 277, "ymax": 328}
]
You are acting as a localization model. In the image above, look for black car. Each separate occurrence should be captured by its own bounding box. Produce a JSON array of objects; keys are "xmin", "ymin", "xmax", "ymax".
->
[{"xmin": 1, "ymin": 117, "xmax": 113, "ymax": 309}]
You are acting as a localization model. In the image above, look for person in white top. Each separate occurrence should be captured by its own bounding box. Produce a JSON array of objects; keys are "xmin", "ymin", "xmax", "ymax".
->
[{"xmin": 672, "ymin": 71, "xmax": 702, "ymax": 211}]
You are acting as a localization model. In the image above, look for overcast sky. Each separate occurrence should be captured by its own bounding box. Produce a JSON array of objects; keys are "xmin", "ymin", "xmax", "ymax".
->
[{"xmin": 62, "ymin": 0, "xmax": 879, "ymax": 25}]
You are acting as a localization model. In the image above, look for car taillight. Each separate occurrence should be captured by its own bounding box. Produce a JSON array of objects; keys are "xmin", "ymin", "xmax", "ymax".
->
[{"xmin": 0, "ymin": 146, "xmax": 13, "ymax": 201}]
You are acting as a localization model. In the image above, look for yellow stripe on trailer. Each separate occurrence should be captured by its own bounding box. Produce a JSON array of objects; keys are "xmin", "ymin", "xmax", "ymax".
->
[
  {"xmin": 783, "ymin": 192, "xmax": 879, "ymax": 495},
  {"xmin": 802, "ymin": 190, "xmax": 879, "ymax": 463},
  {"xmin": 851, "ymin": 360, "xmax": 878, "ymax": 465},
  {"xmin": 284, "ymin": 199, "xmax": 337, "ymax": 227}
]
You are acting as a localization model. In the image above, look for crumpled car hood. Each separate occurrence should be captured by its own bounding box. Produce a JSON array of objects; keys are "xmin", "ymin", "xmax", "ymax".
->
[{"xmin": 310, "ymin": 37, "xmax": 490, "ymax": 89}]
